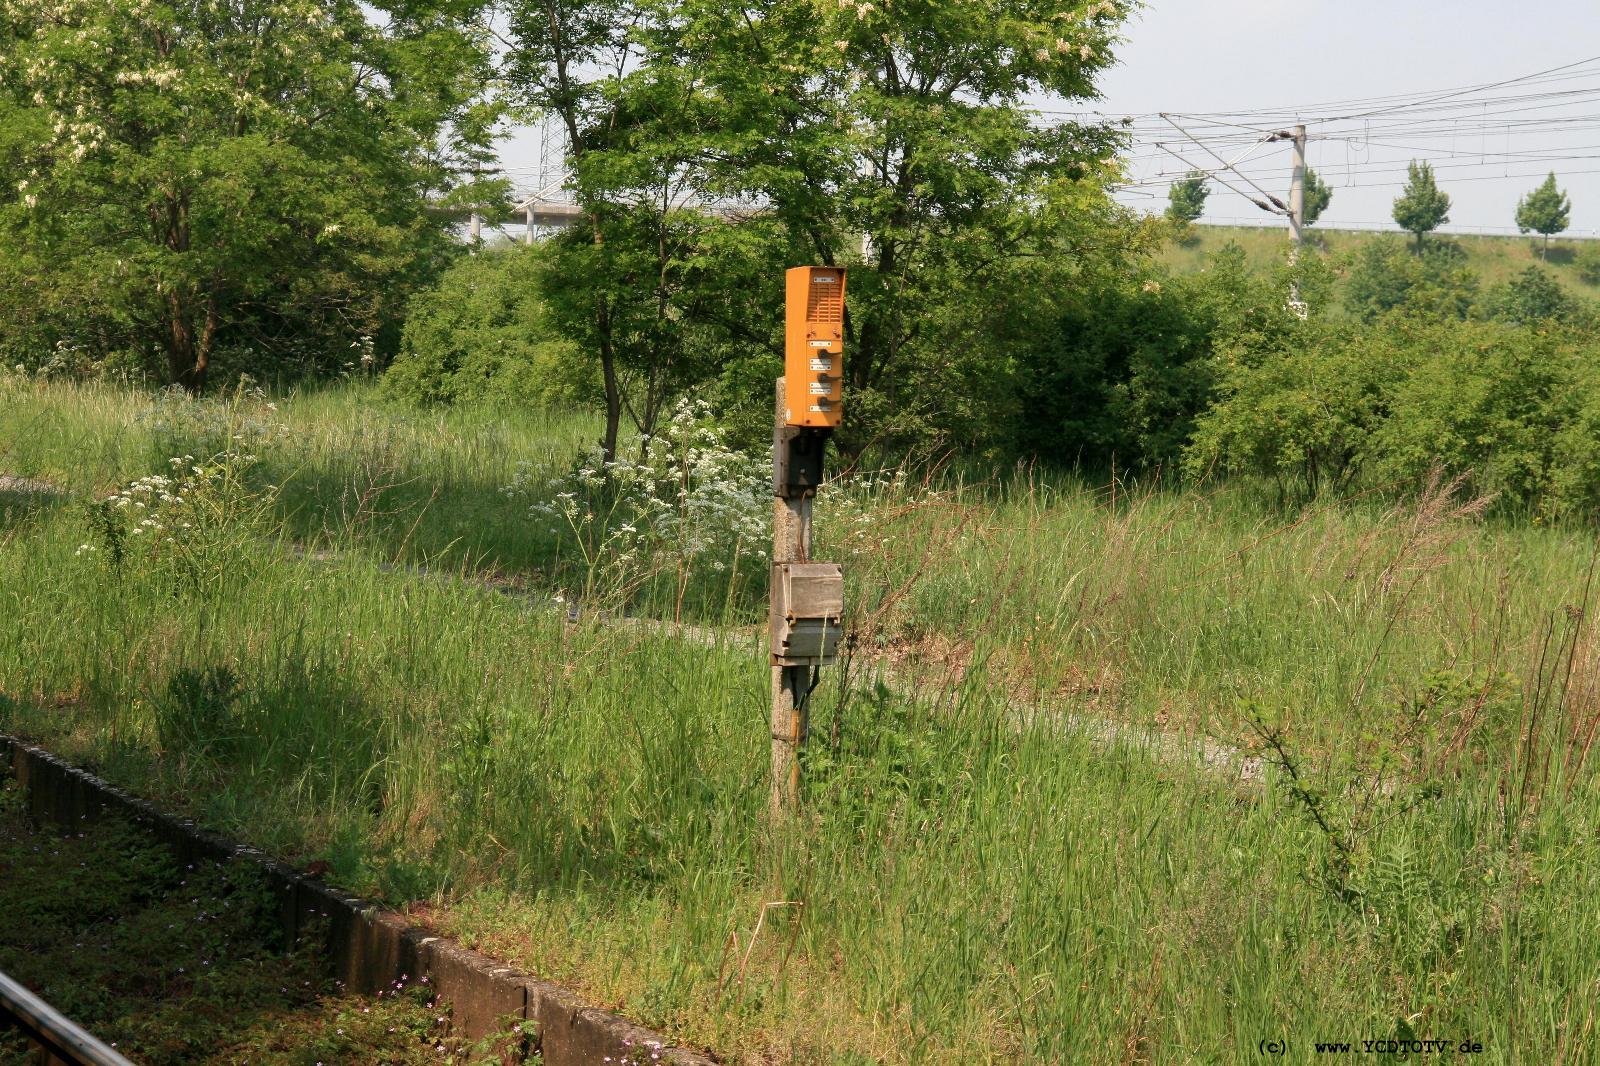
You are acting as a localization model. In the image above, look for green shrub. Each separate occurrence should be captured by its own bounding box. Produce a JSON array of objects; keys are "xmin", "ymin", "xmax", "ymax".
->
[
  {"xmin": 1343, "ymin": 237, "xmax": 1478, "ymax": 322},
  {"xmin": 1013, "ymin": 242, "xmax": 1320, "ymax": 470},
  {"xmin": 1188, "ymin": 315, "xmax": 1600, "ymax": 516},
  {"xmin": 382, "ymin": 246, "xmax": 593, "ymax": 408},
  {"xmin": 1184, "ymin": 318, "xmax": 1394, "ymax": 495},
  {"xmin": 1576, "ymin": 241, "xmax": 1600, "ymax": 286},
  {"xmin": 1369, "ymin": 321, "xmax": 1594, "ymax": 515},
  {"xmin": 1480, "ymin": 265, "xmax": 1581, "ymax": 325}
]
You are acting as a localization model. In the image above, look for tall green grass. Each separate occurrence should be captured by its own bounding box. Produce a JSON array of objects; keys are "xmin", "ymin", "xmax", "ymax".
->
[{"xmin": 4, "ymin": 377, "xmax": 1600, "ymax": 1061}]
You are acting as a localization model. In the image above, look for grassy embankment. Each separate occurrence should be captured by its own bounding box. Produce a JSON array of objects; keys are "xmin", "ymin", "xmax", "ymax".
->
[
  {"xmin": 4, "ymin": 378, "xmax": 1600, "ymax": 1062},
  {"xmin": 1164, "ymin": 223, "xmax": 1598, "ymax": 298}
]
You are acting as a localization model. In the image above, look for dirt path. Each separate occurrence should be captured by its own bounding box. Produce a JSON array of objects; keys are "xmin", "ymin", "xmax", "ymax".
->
[{"xmin": 0, "ymin": 474, "xmax": 63, "ymax": 496}]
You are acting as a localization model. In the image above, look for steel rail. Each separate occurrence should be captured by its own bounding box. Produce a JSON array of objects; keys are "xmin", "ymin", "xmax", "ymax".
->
[{"xmin": 0, "ymin": 968, "xmax": 134, "ymax": 1066}]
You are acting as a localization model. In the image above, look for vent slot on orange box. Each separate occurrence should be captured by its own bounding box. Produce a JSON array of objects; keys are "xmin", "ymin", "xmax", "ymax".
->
[{"xmin": 806, "ymin": 281, "xmax": 843, "ymax": 324}]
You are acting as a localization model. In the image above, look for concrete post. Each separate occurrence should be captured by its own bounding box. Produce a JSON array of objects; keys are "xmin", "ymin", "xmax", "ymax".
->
[{"xmin": 1289, "ymin": 124, "xmax": 1307, "ymax": 253}]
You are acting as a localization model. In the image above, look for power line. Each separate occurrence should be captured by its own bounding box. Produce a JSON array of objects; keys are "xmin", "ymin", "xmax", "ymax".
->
[{"xmin": 1123, "ymin": 165, "xmax": 1600, "ymax": 195}]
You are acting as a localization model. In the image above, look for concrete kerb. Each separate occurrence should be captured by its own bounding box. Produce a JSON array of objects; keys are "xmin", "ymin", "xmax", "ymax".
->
[{"xmin": 1, "ymin": 734, "xmax": 717, "ymax": 1066}]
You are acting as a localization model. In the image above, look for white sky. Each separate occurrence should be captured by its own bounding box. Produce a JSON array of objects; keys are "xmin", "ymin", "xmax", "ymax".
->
[
  {"xmin": 1097, "ymin": 1, "xmax": 1600, "ymax": 235},
  {"xmin": 495, "ymin": 1, "xmax": 1600, "ymax": 237}
]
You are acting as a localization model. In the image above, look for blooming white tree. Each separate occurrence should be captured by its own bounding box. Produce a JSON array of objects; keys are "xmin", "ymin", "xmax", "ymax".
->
[{"xmin": 0, "ymin": 0, "xmax": 501, "ymax": 386}]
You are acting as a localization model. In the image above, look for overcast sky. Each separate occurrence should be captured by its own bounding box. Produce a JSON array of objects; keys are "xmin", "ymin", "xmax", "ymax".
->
[
  {"xmin": 495, "ymin": 1, "xmax": 1600, "ymax": 237},
  {"xmin": 1098, "ymin": 1, "xmax": 1600, "ymax": 235}
]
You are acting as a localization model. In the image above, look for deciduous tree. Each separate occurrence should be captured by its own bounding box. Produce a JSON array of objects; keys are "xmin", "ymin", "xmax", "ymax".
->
[
  {"xmin": 0, "ymin": 0, "xmax": 499, "ymax": 389},
  {"xmin": 498, "ymin": 0, "xmax": 1129, "ymax": 459},
  {"xmin": 665, "ymin": 0, "xmax": 1127, "ymax": 454},
  {"xmin": 498, "ymin": 0, "xmax": 782, "ymax": 461},
  {"xmin": 1166, "ymin": 172, "xmax": 1210, "ymax": 225},
  {"xmin": 1303, "ymin": 167, "xmax": 1332, "ymax": 226},
  {"xmin": 1392, "ymin": 161, "xmax": 1450, "ymax": 252},
  {"xmin": 1515, "ymin": 172, "xmax": 1570, "ymax": 259}
]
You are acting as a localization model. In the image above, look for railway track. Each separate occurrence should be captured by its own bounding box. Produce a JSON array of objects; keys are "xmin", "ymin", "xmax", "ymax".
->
[
  {"xmin": 0, "ymin": 968, "xmax": 133, "ymax": 1066},
  {"xmin": 0, "ymin": 759, "xmax": 548, "ymax": 1066}
]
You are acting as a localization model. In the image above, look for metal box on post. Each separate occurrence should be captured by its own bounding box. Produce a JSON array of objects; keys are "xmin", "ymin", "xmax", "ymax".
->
[
  {"xmin": 771, "ymin": 561, "xmax": 844, "ymax": 665},
  {"xmin": 783, "ymin": 266, "xmax": 846, "ymax": 428}
]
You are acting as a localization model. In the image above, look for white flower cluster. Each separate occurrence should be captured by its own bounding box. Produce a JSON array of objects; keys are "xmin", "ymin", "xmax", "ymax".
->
[
  {"xmin": 97, "ymin": 454, "xmax": 235, "ymax": 549},
  {"xmin": 82, "ymin": 440, "xmax": 272, "ymax": 594},
  {"xmin": 508, "ymin": 397, "xmax": 770, "ymax": 602}
]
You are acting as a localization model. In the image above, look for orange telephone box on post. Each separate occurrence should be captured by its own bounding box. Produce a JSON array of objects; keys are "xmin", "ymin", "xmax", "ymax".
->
[{"xmin": 784, "ymin": 266, "xmax": 845, "ymax": 428}]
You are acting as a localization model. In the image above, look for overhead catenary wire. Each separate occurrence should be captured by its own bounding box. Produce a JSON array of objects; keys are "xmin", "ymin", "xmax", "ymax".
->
[
  {"xmin": 1150, "ymin": 142, "xmax": 1286, "ymax": 215},
  {"xmin": 1088, "ymin": 53, "xmax": 1600, "ymax": 228},
  {"xmin": 489, "ymin": 55, "xmax": 1600, "ymax": 233},
  {"xmin": 1158, "ymin": 114, "xmax": 1288, "ymax": 211}
]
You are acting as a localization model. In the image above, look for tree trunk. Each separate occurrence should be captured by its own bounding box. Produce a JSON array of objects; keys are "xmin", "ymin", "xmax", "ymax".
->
[
  {"xmin": 598, "ymin": 307, "xmax": 622, "ymax": 465},
  {"xmin": 162, "ymin": 291, "xmax": 217, "ymax": 393}
]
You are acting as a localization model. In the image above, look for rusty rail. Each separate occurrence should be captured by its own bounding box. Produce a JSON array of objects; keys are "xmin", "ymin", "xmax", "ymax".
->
[{"xmin": 0, "ymin": 968, "xmax": 134, "ymax": 1066}]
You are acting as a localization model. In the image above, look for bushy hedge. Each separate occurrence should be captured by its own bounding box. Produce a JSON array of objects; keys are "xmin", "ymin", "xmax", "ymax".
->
[
  {"xmin": 382, "ymin": 246, "xmax": 593, "ymax": 409},
  {"xmin": 1578, "ymin": 242, "xmax": 1600, "ymax": 286},
  {"xmin": 1188, "ymin": 315, "xmax": 1600, "ymax": 517},
  {"xmin": 1011, "ymin": 243, "xmax": 1323, "ymax": 470}
]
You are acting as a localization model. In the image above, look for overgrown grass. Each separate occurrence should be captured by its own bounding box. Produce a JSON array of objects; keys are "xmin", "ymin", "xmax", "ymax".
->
[
  {"xmin": 4, "ymin": 377, "xmax": 1600, "ymax": 1061},
  {"xmin": 0, "ymin": 377, "xmax": 599, "ymax": 573}
]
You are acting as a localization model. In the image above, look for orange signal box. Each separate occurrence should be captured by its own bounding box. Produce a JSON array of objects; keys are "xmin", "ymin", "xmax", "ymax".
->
[{"xmin": 784, "ymin": 265, "xmax": 846, "ymax": 428}]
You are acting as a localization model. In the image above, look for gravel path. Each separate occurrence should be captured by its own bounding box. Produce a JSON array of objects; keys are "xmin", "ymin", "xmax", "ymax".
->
[{"xmin": 0, "ymin": 474, "xmax": 63, "ymax": 495}]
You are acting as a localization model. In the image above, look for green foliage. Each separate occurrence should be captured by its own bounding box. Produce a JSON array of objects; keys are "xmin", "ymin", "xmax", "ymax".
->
[
  {"xmin": 496, "ymin": 0, "xmax": 807, "ymax": 459},
  {"xmin": 1016, "ymin": 242, "xmax": 1263, "ymax": 468},
  {"xmin": 383, "ymin": 246, "xmax": 589, "ymax": 409},
  {"xmin": 1391, "ymin": 161, "xmax": 1452, "ymax": 250},
  {"xmin": 1011, "ymin": 241, "xmax": 1338, "ymax": 471},
  {"xmin": 0, "ymin": 0, "xmax": 499, "ymax": 387},
  {"xmin": 1482, "ymin": 265, "xmax": 1581, "ymax": 326},
  {"xmin": 1302, "ymin": 166, "xmax": 1333, "ymax": 226},
  {"xmin": 1578, "ymin": 241, "xmax": 1600, "ymax": 286},
  {"xmin": 501, "ymin": 0, "xmax": 1130, "ymax": 461},
  {"xmin": 1184, "ymin": 318, "xmax": 1383, "ymax": 495},
  {"xmin": 1365, "ymin": 322, "xmax": 1595, "ymax": 514},
  {"xmin": 1343, "ymin": 237, "xmax": 1478, "ymax": 322},
  {"xmin": 1515, "ymin": 172, "xmax": 1570, "ymax": 253},
  {"xmin": 1014, "ymin": 272, "xmax": 1213, "ymax": 468},
  {"xmin": 1166, "ymin": 170, "xmax": 1210, "ymax": 224},
  {"xmin": 1189, "ymin": 314, "xmax": 1600, "ymax": 516}
]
